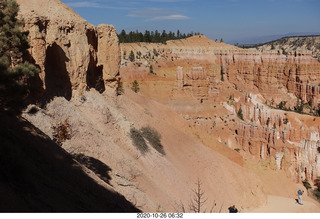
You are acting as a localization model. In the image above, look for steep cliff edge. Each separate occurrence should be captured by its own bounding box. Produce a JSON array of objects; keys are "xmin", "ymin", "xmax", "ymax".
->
[{"xmin": 17, "ymin": 0, "xmax": 120, "ymax": 101}]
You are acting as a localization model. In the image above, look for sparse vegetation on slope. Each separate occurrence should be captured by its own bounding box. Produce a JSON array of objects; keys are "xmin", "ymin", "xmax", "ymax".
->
[
  {"xmin": 130, "ymin": 126, "xmax": 165, "ymax": 156},
  {"xmin": 117, "ymin": 81, "xmax": 125, "ymax": 96},
  {"xmin": 130, "ymin": 127, "xmax": 149, "ymax": 155},
  {"xmin": 52, "ymin": 120, "xmax": 72, "ymax": 146},
  {"xmin": 140, "ymin": 126, "xmax": 165, "ymax": 155},
  {"xmin": 131, "ymin": 80, "xmax": 140, "ymax": 93},
  {"xmin": 0, "ymin": 111, "xmax": 140, "ymax": 212}
]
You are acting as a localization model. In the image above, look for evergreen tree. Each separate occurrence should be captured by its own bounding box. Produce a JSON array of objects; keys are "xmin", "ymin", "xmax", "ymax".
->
[
  {"xmin": 129, "ymin": 50, "xmax": 135, "ymax": 62},
  {"xmin": 177, "ymin": 30, "xmax": 181, "ymax": 39},
  {"xmin": 118, "ymin": 29, "xmax": 127, "ymax": 43},
  {"xmin": 161, "ymin": 30, "xmax": 168, "ymax": 43},
  {"xmin": 220, "ymin": 65, "xmax": 224, "ymax": 81},
  {"xmin": 237, "ymin": 108, "xmax": 244, "ymax": 120},
  {"xmin": 117, "ymin": 29, "xmax": 200, "ymax": 43},
  {"xmin": 116, "ymin": 81, "xmax": 124, "ymax": 96},
  {"xmin": 0, "ymin": 0, "xmax": 39, "ymax": 114},
  {"xmin": 154, "ymin": 30, "xmax": 160, "ymax": 43},
  {"xmin": 144, "ymin": 30, "xmax": 151, "ymax": 43},
  {"xmin": 149, "ymin": 65, "xmax": 153, "ymax": 74},
  {"xmin": 131, "ymin": 80, "xmax": 140, "ymax": 93}
]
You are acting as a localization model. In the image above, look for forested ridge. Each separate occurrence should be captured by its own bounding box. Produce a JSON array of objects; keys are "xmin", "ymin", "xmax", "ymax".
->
[{"xmin": 118, "ymin": 29, "xmax": 202, "ymax": 43}]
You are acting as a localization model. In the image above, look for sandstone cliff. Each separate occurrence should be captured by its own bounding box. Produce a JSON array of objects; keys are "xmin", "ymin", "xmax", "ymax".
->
[
  {"xmin": 121, "ymin": 36, "xmax": 320, "ymax": 106},
  {"xmin": 17, "ymin": 0, "xmax": 120, "ymax": 101},
  {"xmin": 120, "ymin": 35, "xmax": 320, "ymax": 183}
]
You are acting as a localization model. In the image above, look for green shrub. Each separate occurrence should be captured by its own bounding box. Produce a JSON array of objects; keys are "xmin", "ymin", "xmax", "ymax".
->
[
  {"xmin": 129, "ymin": 50, "xmax": 135, "ymax": 62},
  {"xmin": 237, "ymin": 108, "xmax": 243, "ymax": 120},
  {"xmin": 220, "ymin": 65, "xmax": 224, "ymax": 81},
  {"xmin": 140, "ymin": 126, "xmax": 165, "ymax": 155},
  {"xmin": 277, "ymin": 101, "xmax": 287, "ymax": 110},
  {"xmin": 130, "ymin": 128, "xmax": 149, "ymax": 155},
  {"xmin": 303, "ymin": 179, "xmax": 312, "ymax": 190},
  {"xmin": 116, "ymin": 81, "xmax": 124, "ymax": 96},
  {"xmin": 131, "ymin": 80, "xmax": 140, "ymax": 93},
  {"xmin": 312, "ymin": 177, "xmax": 320, "ymax": 200},
  {"xmin": 313, "ymin": 189, "xmax": 320, "ymax": 200}
]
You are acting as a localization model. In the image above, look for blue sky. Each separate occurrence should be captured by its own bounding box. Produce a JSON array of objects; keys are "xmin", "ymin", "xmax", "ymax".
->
[{"xmin": 61, "ymin": 0, "xmax": 320, "ymax": 44}]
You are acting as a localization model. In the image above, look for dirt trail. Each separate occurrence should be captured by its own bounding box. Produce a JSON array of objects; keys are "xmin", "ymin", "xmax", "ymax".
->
[{"xmin": 244, "ymin": 195, "xmax": 320, "ymax": 213}]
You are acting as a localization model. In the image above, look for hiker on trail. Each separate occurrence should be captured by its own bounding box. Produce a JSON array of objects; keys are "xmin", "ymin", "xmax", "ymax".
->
[
  {"xmin": 298, "ymin": 188, "xmax": 304, "ymax": 205},
  {"xmin": 228, "ymin": 205, "xmax": 238, "ymax": 213}
]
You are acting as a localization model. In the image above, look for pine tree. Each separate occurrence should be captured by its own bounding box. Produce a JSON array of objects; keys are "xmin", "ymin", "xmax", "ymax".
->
[
  {"xmin": 118, "ymin": 29, "xmax": 127, "ymax": 43},
  {"xmin": 131, "ymin": 80, "xmax": 140, "ymax": 93},
  {"xmin": 149, "ymin": 65, "xmax": 153, "ymax": 74},
  {"xmin": 116, "ymin": 81, "xmax": 124, "ymax": 96},
  {"xmin": 237, "ymin": 108, "xmax": 244, "ymax": 120},
  {"xmin": 0, "ymin": 0, "xmax": 39, "ymax": 114},
  {"xmin": 129, "ymin": 50, "xmax": 135, "ymax": 62},
  {"xmin": 177, "ymin": 30, "xmax": 181, "ymax": 39}
]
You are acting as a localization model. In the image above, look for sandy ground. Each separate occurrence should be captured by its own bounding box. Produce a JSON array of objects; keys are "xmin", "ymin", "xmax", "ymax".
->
[{"xmin": 244, "ymin": 195, "xmax": 320, "ymax": 213}]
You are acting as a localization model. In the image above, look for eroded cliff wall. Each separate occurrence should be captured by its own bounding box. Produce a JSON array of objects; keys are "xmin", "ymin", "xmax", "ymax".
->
[
  {"xmin": 120, "ymin": 36, "xmax": 320, "ymax": 182},
  {"xmin": 17, "ymin": 0, "xmax": 120, "ymax": 100}
]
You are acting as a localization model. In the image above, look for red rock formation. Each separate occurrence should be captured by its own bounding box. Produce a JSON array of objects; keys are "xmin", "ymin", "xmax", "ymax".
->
[
  {"xmin": 17, "ymin": 0, "xmax": 120, "ymax": 99},
  {"xmin": 120, "ymin": 36, "xmax": 320, "ymax": 182}
]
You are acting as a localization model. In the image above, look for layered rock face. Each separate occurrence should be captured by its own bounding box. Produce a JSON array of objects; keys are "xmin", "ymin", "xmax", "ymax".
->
[
  {"xmin": 17, "ymin": 0, "xmax": 120, "ymax": 100},
  {"xmin": 120, "ymin": 36, "xmax": 320, "ymax": 182},
  {"xmin": 234, "ymin": 96, "xmax": 320, "ymax": 181},
  {"xmin": 121, "ymin": 36, "xmax": 320, "ymax": 105},
  {"xmin": 174, "ymin": 66, "xmax": 209, "ymax": 100},
  {"xmin": 225, "ymin": 51, "xmax": 320, "ymax": 106}
]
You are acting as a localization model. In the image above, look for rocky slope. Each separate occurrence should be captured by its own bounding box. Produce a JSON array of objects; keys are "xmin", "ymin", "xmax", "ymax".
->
[
  {"xmin": 22, "ymin": 88, "xmax": 269, "ymax": 212},
  {"xmin": 0, "ymin": 111, "xmax": 139, "ymax": 212}
]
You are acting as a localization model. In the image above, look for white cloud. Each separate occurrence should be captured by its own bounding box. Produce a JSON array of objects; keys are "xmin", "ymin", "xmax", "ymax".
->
[
  {"xmin": 149, "ymin": 0, "xmax": 193, "ymax": 2},
  {"xmin": 128, "ymin": 7, "xmax": 190, "ymax": 21},
  {"xmin": 147, "ymin": 14, "xmax": 190, "ymax": 21},
  {"xmin": 65, "ymin": 1, "xmax": 101, "ymax": 7},
  {"xmin": 64, "ymin": 1, "xmax": 134, "ymax": 9}
]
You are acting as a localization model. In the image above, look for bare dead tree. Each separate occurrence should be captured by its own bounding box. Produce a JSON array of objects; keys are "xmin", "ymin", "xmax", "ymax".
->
[
  {"xmin": 189, "ymin": 178, "xmax": 208, "ymax": 213},
  {"xmin": 173, "ymin": 200, "xmax": 186, "ymax": 213},
  {"xmin": 173, "ymin": 178, "xmax": 218, "ymax": 213}
]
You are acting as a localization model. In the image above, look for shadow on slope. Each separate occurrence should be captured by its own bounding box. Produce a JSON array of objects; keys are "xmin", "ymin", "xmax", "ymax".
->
[
  {"xmin": 72, "ymin": 154, "xmax": 112, "ymax": 185},
  {"xmin": 0, "ymin": 111, "xmax": 140, "ymax": 212}
]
